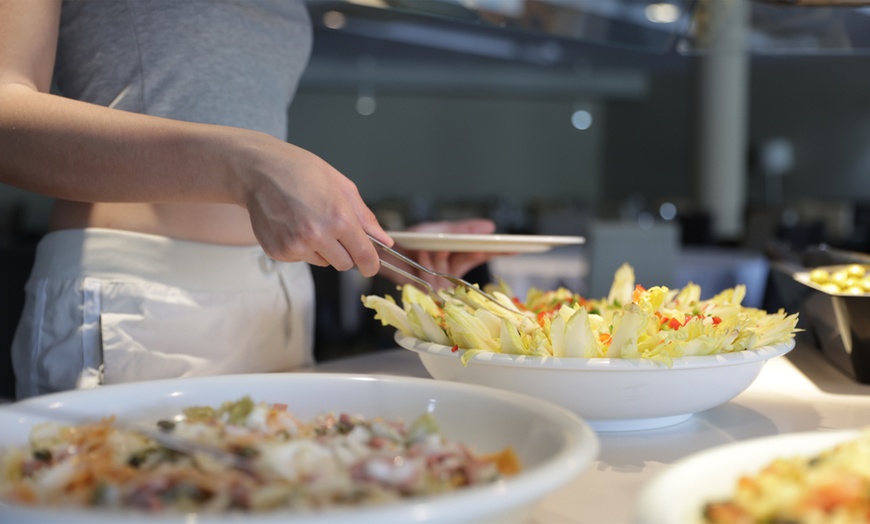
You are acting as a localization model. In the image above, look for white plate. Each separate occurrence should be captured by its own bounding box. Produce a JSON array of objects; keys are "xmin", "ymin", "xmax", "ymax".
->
[
  {"xmin": 387, "ymin": 232, "xmax": 585, "ymax": 253},
  {"xmin": 634, "ymin": 429, "xmax": 859, "ymax": 523},
  {"xmin": 0, "ymin": 373, "xmax": 598, "ymax": 524},
  {"xmin": 396, "ymin": 333, "xmax": 795, "ymax": 432}
]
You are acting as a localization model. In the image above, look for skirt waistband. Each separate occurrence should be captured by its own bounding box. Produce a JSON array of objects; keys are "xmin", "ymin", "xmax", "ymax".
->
[{"xmin": 29, "ymin": 228, "xmax": 304, "ymax": 291}]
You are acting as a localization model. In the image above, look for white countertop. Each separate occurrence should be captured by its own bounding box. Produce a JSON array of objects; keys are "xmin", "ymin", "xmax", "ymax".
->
[{"xmin": 310, "ymin": 339, "xmax": 870, "ymax": 524}]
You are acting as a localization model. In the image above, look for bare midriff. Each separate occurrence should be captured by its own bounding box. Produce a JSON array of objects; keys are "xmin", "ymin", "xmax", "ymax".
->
[{"xmin": 48, "ymin": 200, "xmax": 259, "ymax": 246}]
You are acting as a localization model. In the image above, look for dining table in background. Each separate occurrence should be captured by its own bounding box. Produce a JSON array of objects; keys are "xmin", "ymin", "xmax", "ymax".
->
[{"xmin": 306, "ymin": 337, "xmax": 870, "ymax": 523}]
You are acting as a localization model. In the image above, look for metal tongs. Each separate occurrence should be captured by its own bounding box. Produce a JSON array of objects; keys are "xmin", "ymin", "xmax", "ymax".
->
[{"xmin": 368, "ymin": 234, "xmax": 517, "ymax": 314}]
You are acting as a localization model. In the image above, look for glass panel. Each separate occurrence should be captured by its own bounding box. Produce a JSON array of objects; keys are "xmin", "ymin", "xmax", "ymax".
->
[
  {"xmin": 307, "ymin": 0, "xmax": 870, "ymax": 55},
  {"xmin": 681, "ymin": 0, "xmax": 870, "ymax": 55},
  {"xmin": 309, "ymin": 0, "xmax": 691, "ymax": 55}
]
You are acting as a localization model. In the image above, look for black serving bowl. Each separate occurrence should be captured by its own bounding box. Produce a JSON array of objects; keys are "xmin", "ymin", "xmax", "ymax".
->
[{"xmin": 769, "ymin": 249, "xmax": 870, "ymax": 383}]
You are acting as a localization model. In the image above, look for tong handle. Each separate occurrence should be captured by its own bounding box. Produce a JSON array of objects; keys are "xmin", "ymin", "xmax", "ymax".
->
[{"xmin": 368, "ymin": 235, "xmax": 517, "ymax": 314}]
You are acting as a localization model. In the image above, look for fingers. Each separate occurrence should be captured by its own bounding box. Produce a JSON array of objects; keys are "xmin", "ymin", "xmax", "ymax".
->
[
  {"xmin": 251, "ymin": 176, "xmax": 384, "ymax": 276},
  {"xmin": 375, "ymin": 219, "xmax": 500, "ymax": 290},
  {"xmin": 447, "ymin": 218, "xmax": 496, "ymax": 235},
  {"xmin": 411, "ymin": 250, "xmax": 449, "ymax": 290},
  {"xmin": 345, "ymin": 185, "xmax": 388, "ymax": 277},
  {"xmin": 341, "ymin": 232, "xmax": 380, "ymax": 278},
  {"xmin": 295, "ymin": 221, "xmax": 381, "ymax": 277},
  {"xmin": 443, "ymin": 251, "xmax": 491, "ymax": 277},
  {"xmin": 245, "ymin": 143, "xmax": 495, "ymax": 279},
  {"xmin": 305, "ymin": 200, "xmax": 383, "ymax": 277},
  {"xmin": 416, "ymin": 249, "xmax": 450, "ymax": 274},
  {"xmin": 313, "ymin": 239, "xmax": 356, "ymax": 272},
  {"xmin": 407, "ymin": 218, "xmax": 496, "ymax": 235}
]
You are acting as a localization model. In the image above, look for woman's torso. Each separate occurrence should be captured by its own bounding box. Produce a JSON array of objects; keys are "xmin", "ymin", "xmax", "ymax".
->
[{"xmin": 51, "ymin": 0, "xmax": 312, "ymax": 245}]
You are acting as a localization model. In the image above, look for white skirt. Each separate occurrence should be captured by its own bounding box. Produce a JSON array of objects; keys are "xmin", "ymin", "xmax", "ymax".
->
[{"xmin": 12, "ymin": 228, "xmax": 315, "ymax": 398}]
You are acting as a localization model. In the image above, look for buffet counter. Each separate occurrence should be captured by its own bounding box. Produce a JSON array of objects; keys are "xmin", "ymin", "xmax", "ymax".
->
[{"xmin": 309, "ymin": 339, "xmax": 870, "ymax": 523}]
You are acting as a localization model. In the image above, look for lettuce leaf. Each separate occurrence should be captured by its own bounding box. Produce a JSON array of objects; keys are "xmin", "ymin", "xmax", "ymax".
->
[
  {"xmin": 407, "ymin": 303, "xmax": 451, "ymax": 346},
  {"xmin": 607, "ymin": 263, "xmax": 635, "ymax": 304},
  {"xmin": 360, "ymin": 294, "xmax": 412, "ymax": 335},
  {"xmin": 563, "ymin": 307, "xmax": 602, "ymax": 358},
  {"xmin": 443, "ymin": 304, "xmax": 499, "ymax": 351}
]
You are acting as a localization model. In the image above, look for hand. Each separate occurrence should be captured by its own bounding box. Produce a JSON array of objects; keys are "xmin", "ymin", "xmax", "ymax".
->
[
  {"xmin": 236, "ymin": 134, "xmax": 391, "ymax": 278},
  {"xmin": 381, "ymin": 218, "xmax": 503, "ymax": 290}
]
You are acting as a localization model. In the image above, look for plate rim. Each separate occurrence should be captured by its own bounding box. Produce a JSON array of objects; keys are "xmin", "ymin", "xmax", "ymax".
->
[
  {"xmin": 395, "ymin": 332, "xmax": 796, "ymax": 371},
  {"xmin": 386, "ymin": 231, "xmax": 585, "ymax": 252}
]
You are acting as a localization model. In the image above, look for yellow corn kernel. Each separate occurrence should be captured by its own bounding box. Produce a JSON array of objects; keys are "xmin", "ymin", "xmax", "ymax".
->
[
  {"xmin": 847, "ymin": 264, "xmax": 867, "ymax": 278},
  {"xmin": 821, "ymin": 283, "xmax": 842, "ymax": 294},
  {"xmin": 809, "ymin": 269, "xmax": 830, "ymax": 284}
]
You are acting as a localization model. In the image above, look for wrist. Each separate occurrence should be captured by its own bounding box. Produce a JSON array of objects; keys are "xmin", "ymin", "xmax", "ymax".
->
[{"xmin": 212, "ymin": 127, "xmax": 272, "ymax": 208}]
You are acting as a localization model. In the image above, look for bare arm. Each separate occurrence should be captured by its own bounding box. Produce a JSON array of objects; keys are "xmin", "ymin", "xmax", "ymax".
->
[{"xmin": 0, "ymin": 0, "xmax": 390, "ymax": 276}]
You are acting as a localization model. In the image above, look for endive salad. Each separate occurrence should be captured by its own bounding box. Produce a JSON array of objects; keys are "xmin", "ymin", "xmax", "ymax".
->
[{"xmin": 362, "ymin": 264, "xmax": 799, "ymax": 366}]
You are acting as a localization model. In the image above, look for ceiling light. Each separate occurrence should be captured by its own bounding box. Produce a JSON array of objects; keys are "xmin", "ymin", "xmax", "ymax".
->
[{"xmin": 645, "ymin": 3, "xmax": 681, "ymax": 24}]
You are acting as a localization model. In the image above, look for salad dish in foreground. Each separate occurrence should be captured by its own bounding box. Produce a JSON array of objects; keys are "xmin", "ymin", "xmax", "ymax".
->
[
  {"xmin": 0, "ymin": 397, "xmax": 519, "ymax": 514},
  {"xmin": 703, "ymin": 429, "xmax": 870, "ymax": 523},
  {"xmin": 363, "ymin": 263, "xmax": 800, "ymax": 366}
]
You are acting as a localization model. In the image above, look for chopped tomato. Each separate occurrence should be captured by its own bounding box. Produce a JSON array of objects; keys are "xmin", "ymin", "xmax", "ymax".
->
[
  {"xmin": 632, "ymin": 284, "xmax": 646, "ymax": 303},
  {"xmin": 451, "ymin": 345, "xmax": 459, "ymax": 353},
  {"xmin": 804, "ymin": 478, "xmax": 865, "ymax": 512},
  {"xmin": 659, "ymin": 315, "xmax": 684, "ymax": 330},
  {"xmin": 599, "ymin": 333, "xmax": 612, "ymax": 347},
  {"xmin": 511, "ymin": 297, "xmax": 527, "ymax": 311}
]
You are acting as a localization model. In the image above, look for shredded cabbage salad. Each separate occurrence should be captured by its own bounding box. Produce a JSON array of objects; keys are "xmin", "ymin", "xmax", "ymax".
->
[
  {"xmin": 0, "ymin": 397, "xmax": 519, "ymax": 513},
  {"xmin": 362, "ymin": 263, "xmax": 799, "ymax": 366}
]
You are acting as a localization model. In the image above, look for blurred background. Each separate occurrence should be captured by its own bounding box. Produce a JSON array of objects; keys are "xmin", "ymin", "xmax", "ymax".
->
[{"xmin": 4, "ymin": 0, "xmax": 870, "ymax": 378}]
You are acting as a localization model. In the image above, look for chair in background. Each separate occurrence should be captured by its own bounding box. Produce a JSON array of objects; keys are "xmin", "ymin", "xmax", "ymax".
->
[{"xmin": 586, "ymin": 220, "xmax": 680, "ymax": 299}]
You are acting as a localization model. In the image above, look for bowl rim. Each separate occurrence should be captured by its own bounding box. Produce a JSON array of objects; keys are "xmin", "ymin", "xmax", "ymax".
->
[{"xmin": 395, "ymin": 332, "xmax": 796, "ymax": 371}]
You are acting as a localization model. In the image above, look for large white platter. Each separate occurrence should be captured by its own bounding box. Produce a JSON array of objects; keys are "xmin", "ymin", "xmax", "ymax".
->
[
  {"xmin": 0, "ymin": 373, "xmax": 598, "ymax": 524},
  {"xmin": 634, "ymin": 429, "xmax": 860, "ymax": 523},
  {"xmin": 387, "ymin": 232, "xmax": 585, "ymax": 253}
]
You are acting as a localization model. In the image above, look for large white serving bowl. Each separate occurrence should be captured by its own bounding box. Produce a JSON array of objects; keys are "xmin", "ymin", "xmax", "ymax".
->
[
  {"xmin": 633, "ymin": 429, "xmax": 859, "ymax": 523},
  {"xmin": 396, "ymin": 333, "xmax": 795, "ymax": 432},
  {"xmin": 0, "ymin": 373, "xmax": 598, "ymax": 524}
]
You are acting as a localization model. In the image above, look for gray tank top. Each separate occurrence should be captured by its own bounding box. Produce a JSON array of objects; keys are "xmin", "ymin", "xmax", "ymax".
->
[{"xmin": 54, "ymin": 0, "xmax": 312, "ymax": 140}]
